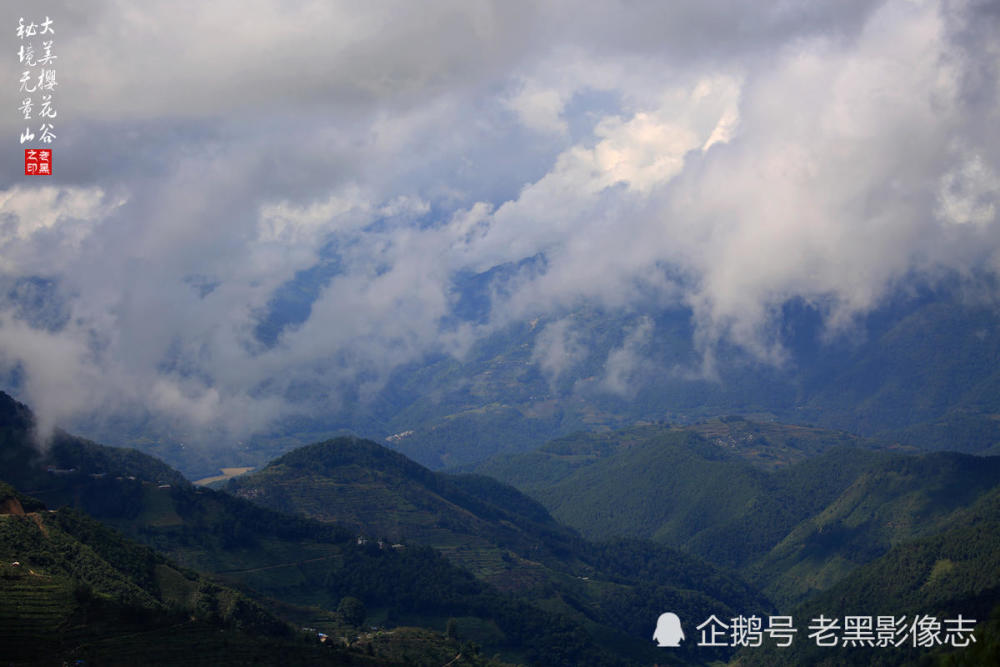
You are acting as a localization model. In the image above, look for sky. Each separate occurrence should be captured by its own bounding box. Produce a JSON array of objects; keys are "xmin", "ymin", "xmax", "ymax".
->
[{"xmin": 1, "ymin": 0, "xmax": 998, "ymax": 443}]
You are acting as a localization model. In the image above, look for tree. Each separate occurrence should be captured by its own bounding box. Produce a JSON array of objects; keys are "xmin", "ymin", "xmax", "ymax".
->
[{"xmin": 338, "ymin": 596, "xmax": 366, "ymax": 627}]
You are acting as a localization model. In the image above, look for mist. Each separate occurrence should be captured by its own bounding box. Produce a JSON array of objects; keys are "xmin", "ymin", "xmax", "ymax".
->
[{"xmin": 1, "ymin": 0, "xmax": 997, "ymax": 446}]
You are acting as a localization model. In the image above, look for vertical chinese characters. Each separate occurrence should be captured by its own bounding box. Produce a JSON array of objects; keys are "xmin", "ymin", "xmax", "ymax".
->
[{"xmin": 18, "ymin": 15, "xmax": 57, "ymax": 174}]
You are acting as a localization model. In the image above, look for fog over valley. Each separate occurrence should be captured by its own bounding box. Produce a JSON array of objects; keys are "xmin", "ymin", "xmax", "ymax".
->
[{"xmin": 0, "ymin": 0, "xmax": 997, "ymax": 464}]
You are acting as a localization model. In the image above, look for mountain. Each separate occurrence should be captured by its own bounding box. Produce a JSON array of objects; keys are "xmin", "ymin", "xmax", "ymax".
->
[
  {"xmin": 225, "ymin": 435, "xmax": 775, "ymax": 664},
  {"xmin": 266, "ymin": 289, "xmax": 1000, "ymax": 472},
  {"xmin": 474, "ymin": 424, "xmax": 899, "ymax": 566},
  {"xmin": 0, "ymin": 480, "xmax": 516, "ymax": 666},
  {"xmin": 25, "ymin": 285, "xmax": 1000, "ymax": 483},
  {"xmin": 0, "ymin": 392, "xmax": 658, "ymax": 665},
  {"xmin": 473, "ymin": 422, "xmax": 1000, "ymax": 612},
  {"xmin": 800, "ymin": 298, "xmax": 1000, "ymax": 440},
  {"xmin": 736, "ymin": 486, "xmax": 1000, "ymax": 666},
  {"xmin": 748, "ymin": 451, "xmax": 1000, "ymax": 607},
  {"xmin": 380, "ymin": 289, "xmax": 1000, "ymax": 468},
  {"xmin": 680, "ymin": 417, "xmax": 906, "ymax": 470},
  {"xmin": 225, "ymin": 437, "xmax": 581, "ymax": 584},
  {"xmin": 472, "ymin": 418, "xmax": 905, "ymax": 486},
  {"xmin": 0, "ymin": 481, "xmax": 339, "ymax": 666}
]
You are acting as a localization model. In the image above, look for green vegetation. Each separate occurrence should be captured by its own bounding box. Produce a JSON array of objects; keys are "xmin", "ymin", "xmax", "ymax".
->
[
  {"xmin": 225, "ymin": 436, "xmax": 581, "ymax": 570},
  {"xmin": 801, "ymin": 300, "xmax": 1000, "ymax": 439},
  {"xmin": 0, "ymin": 488, "xmax": 340, "ymax": 665},
  {"xmin": 475, "ymin": 422, "xmax": 1000, "ymax": 615},
  {"xmin": 737, "ymin": 486, "xmax": 1000, "ymax": 666},
  {"xmin": 887, "ymin": 412, "xmax": 1000, "ymax": 457},
  {"xmin": 0, "ymin": 399, "xmax": 640, "ymax": 665},
  {"xmin": 476, "ymin": 426, "xmax": 895, "ymax": 566},
  {"xmin": 0, "ymin": 478, "xmax": 533, "ymax": 664},
  {"xmin": 339, "ymin": 595, "xmax": 367, "ymax": 626},
  {"xmin": 4, "ymin": 363, "xmax": 1000, "ymax": 666},
  {"xmin": 749, "ymin": 451, "xmax": 1000, "ymax": 606},
  {"xmin": 225, "ymin": 436, "xmax": 775, "ymax": 663}
]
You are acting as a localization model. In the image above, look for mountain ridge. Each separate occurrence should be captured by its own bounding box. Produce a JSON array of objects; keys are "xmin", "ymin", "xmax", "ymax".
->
[
  {"xmin": 226, "ymin": 433, "xmax": 775, "ymax": 663},
  {"xmin": 472, "ymin": 422, "xmax": 1000, "ymax": 612}
]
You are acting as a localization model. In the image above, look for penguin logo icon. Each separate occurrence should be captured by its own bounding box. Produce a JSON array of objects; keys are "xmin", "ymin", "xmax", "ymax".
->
[{"xmin": 653, "ymin": 612, "xmax": 685, "ymax": 647}]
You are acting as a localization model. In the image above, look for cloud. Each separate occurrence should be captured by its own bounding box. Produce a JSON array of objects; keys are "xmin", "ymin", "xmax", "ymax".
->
[
  {"xmin": 937, "ymin": 154, "xmax": 1000, "ymax": 227},
  {"xmin": 664, "ymin": 0, "xmax": 999, "ymax": 347},
  {"xmin": 0, "ymin": 185, "xmax": 122, "ymax": 273},
  {"xmin": 600, "ymin": 316, "xmax": 654, "ymax": 396},
  {"xmin": 531, "ymin": 318, "xmax": 586, "ymax": 387},
  {"xmin": 505, "ymin": 80, "xmax": 569, "ymax": 135},
  {"xmin": 256, "ymin": 187, "xmax": 373, "ymax": 245},
  {"xmin": 457, "ymin": 75, "xmax": 742, "ymax": 277},
  {"xmin": 466, "ymin": 0, "xmax": 1000, "ymax": 359},
  {"xmin": 0, "ymin": 0, "xmax": 997, "ymax": 447},
  {"xmin": 0, "ymin": 315, "xmax": 101, "ymax": 440}
]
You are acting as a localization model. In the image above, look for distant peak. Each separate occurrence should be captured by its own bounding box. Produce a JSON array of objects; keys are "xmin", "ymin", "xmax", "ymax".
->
[
  {"xmin": 264, "ymin": 435, "xmax": 432, "ymax": 481},
  {"xmin": 0, "ymin": 390, "xmax": 37, "ymax": 445}
]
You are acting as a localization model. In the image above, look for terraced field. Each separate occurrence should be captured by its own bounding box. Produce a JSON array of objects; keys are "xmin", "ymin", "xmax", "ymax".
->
[{"xmin": 0, "ymin": 557, "xmax": 73, "ymax": 663}]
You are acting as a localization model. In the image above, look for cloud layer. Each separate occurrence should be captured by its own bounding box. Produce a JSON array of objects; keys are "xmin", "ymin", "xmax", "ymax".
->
[{"xmin": 1, "ymin": 0, "xmax": 998, "ymax": 443}]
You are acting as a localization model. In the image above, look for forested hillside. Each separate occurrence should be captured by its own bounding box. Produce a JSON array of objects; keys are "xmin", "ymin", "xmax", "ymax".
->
[
  {"xmin": 475, "ymin": 423, "xmax": 1000, "ymax": 612},
  {"xmin": 226, "ymin": 435, "xmax": 774, "ymax": 663},
  {"xmin": 0, "ymin": 482, "xmax": 343, "ymax": 666},
  {"xmin": 0, "ymin": 393, "xmax": 667, "ymax": 664},
  {"xmin": 737, "ymin": 486, "xmax": 1000, "ymax": 666},
  {"xmin": 3, "ymin": 389, "xmax": 997, "ymax": 664}
]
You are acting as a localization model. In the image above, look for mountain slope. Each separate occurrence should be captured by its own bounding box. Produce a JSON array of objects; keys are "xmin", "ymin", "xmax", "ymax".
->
[
  {"xmin": 0, "ymin": 392, "xmax": 649, "ymax": 665},
  {"xmin": 474, "ymin": 423, "xmax": 1000, "ymax": 613},
  {"xmin": 0, "ymin": 482, "xmax": 339, "ymax": 666},
  {"xmin": 802, "ymin": 299, "xmax": 1000, "ymax": 439},
  {"xmin": 266, "ymin": 290, "xmax": 1000, "ymax": 473},
  {"xmin": 749, "ymin": 452, "xmax": 1000, "ymax": 607},
  {"xmin": 226, "ymin": 436, "xmax": 582, "ymax": 585},
  {"xmin": 473, "ymin": 419, "xmax": 901, "ymax": 492},
  {"xmin": 737, "ymin": 486, "xmax": 1000, "ymax": 666},
  {"xmin": 226, "ymin": 435, "xmax": 775, "ymax": 664},
  {"xmin": 476, "ymin": 425, "xmax": 898, "ymax": 568}
]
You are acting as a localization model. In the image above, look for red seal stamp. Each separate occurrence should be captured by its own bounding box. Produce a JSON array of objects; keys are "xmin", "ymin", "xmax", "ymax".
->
[{"xmin": 24, "ymin": 148, "xmax": 51, "ymax": 175}]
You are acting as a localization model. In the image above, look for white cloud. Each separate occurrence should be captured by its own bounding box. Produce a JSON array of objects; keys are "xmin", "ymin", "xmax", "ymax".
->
[
  {"xmin": 665, "ymin": 0, "xmax": 979, "ymax": 346},
  {"xmin": 0, "ymin": 315, "xmax": 103, "ymax": 440},
  {"xmin": 506, "ymin": 80, "xmax": 568, "ymax": 134},
  {"xmin": 531, "ymin": 318, "xmax": 586, "ymax": 386},
  {"xmin": 0, "ymin": 0, "xmax": 997, "ymax": 446},
  {"xmin": 0, "ymin": 186, "xmax": 123, "ymax": 273},
  {"xmin": 257, "ymin": 187, "xmax": 372, "ymax": 245},
  {"xmin": 601, "ymin": 317, "xmax": 654, "ymax": 396},
  {"xmin": 937, "ymin": 153, "xmax": 999, "ymax": 227},
  {"xmin": 460, "ymin": 74, "xmax": 741, "ymax": 279}
]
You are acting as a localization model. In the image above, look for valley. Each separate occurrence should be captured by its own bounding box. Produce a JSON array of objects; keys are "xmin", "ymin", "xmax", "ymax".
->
[
  {"xmin": 2, "ymin": 389, "xmax": 998, "ymax": 665},
  {"xmin": 4, "ymin": 3, "xmax": 998, "ymax": 664}
]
